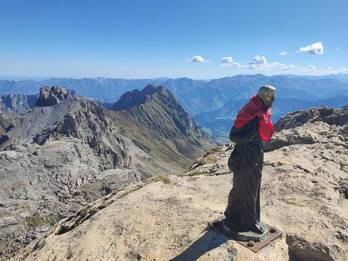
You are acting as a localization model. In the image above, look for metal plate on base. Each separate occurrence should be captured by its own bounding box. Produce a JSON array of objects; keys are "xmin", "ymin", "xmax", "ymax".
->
[
  {"xmin": 237, "ymin": 225, "xmax": 282, "ymax": 252},
  {"xmin": 208, "ymin": 218, "xmax": 282, "ymax": 253}
]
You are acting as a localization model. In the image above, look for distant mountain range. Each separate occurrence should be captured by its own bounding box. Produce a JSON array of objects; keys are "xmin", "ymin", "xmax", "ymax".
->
[
  {"xmin": 1, "ymin": 74, "xmax": 348, "ymax": 113},
  {"xmin": 1, "ymin": 74, "xmax": 348, "ymax": 140},
  {"xmin": 195, "ymin": 95, "xmax": 348, "ymax": 141}
]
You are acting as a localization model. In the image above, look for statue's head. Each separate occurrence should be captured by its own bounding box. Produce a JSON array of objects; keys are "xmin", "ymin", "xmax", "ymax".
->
[{"xmin": 257, "ymin": 85, "xmax": 276, "ymax": 108}]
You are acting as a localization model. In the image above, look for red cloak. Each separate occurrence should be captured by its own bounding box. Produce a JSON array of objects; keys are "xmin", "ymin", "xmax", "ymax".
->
[{"xmin": 234, "ymin": 96, "xmax": 273, "ymax": 142}]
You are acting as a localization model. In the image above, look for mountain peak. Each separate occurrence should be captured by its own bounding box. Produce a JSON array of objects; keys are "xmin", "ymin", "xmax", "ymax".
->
[
  {"xmin": 35, "ymin": 86, "xmax": 75, "ymax": 107},
  {"xmin": 111, "ymin": 84, "xmax": 168, "ymax": 111}
]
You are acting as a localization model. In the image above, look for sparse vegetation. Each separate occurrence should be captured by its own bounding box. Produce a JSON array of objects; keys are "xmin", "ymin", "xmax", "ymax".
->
[
  {"xmin": 144, "ymin": 175, "xmax": 171, "ymax": 185},
  {"xmin": 155, "ymin": 175, "xmax": 171, "ymax": 184},
  {"xmin": 211, "ymin": 146, "xmax": 223, "ymax": 152},
  {"xmin": 187, "ymin": 171, "xmax": 202, "ymax": 176},
  {"xmin": 118, "ymin": 126, "xmax": 126, "ymax": 135},
  {"xmin": 25, "ymin": 213, "xmax": 59, "ymax": 229},
  {"xmin": 194, "ymin": 154, "xmax": 218, "ymax": 167}
]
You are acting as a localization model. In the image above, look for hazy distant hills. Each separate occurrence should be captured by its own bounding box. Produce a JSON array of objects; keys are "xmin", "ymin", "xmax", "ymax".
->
[
  {"xmin": 195, "ymin": 95, "xmax": 348, "ymax": 141},
  {"xmin": 1, "ymin": 74, "xmax": 348, "ymax": 140},
  {"xmin": 1, "ymin": 74, "xmax": 348, "ymax": 114},
  {"xmin": 0, "ymin": 78, "xmax": 163, "ymax": 102}
]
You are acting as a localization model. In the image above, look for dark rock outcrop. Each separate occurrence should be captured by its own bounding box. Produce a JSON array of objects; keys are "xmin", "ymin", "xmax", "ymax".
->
[
  {"xmin": 112, "ymin": 84, "xmax": 159, "ymax": 110},
  {"xmin": 35, "ymin": 87, "xmax": 75, "ymax": 107}
]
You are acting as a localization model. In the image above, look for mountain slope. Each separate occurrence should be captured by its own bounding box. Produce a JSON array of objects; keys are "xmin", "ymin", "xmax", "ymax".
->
[
  {"xmin": 17, "ymin": 105, "xmax": 348, "ymax": 261},
  {"xmin": 0, "ymin": 112, "xmax": 23, "ymax": 136},
  {"xmin": 0, "ymin": 87, "xmax": 132, "ymax": 258},
  {"xmin": 0, "ymin": 94, "xmax": 37, "ymax": 114},
  {"xmin": 108, "ymin": 85, "xmax": 214, "ymax": 173},
  {"xmin": 0, "ymin": 85, "xmax": 213, "ymax": 259}
]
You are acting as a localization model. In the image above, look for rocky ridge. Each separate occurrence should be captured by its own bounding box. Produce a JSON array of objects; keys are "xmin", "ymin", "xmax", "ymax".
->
[
  {"xmin": 15, "ymin": 105, "xmax": 348, "ymax": 261},
  {"xmin": 0, "ymin": 87, "xmax": 132, "ymax": 258},
  {"xmin": 0, "ymin": 85, "xmax": 213, "ymax": 259},
  {"xmin": 108, "ymin": 84, "xmax": 214, "ymax": 172},
  {"xmin": 275, "ymin": 105, "xmax": 348, "ymax": 131}
]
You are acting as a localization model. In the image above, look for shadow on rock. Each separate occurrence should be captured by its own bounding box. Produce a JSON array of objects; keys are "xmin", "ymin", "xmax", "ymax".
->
[{"xmin": 170, "ymin": 230, "xmax": 228, "ymax": 261}]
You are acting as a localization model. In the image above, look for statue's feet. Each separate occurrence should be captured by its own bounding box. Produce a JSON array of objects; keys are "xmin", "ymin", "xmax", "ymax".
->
[
  {"xmin": 223, "ymin": 220, "xmax": 266, "ymax": 234},
  {"xmin": 250, "ymin": 223, "xmax": 266, "ymax": 234},
  {"xmin": 221, "ymin": 219, "xmax": 268, "ymax": 241}
]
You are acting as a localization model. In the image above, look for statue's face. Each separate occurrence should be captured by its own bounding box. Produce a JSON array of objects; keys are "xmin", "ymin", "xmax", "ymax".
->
[
  {"xmin": 257, "ymin": 86, "xmax": 276, "ymax": 108},
  {"xmin": 262, "ymin": 94, "xmax": 275, "ymax": 108}
]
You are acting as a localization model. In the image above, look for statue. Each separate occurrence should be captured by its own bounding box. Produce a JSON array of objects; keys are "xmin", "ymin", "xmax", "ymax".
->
[{"xmin": 223, "ymin": 85, "xmax": 276, "ymax": 241}]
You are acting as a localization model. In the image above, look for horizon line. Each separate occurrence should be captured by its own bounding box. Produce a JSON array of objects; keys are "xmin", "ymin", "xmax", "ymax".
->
[{"xmin": 0, "ymin": 72, "xmax": 347, "ymax": 82}]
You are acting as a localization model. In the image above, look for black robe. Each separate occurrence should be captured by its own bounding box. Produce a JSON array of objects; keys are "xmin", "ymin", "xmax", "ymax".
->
[{"xmin": 224, "ymin": 117, "xmax": 264, "ymax": 232}]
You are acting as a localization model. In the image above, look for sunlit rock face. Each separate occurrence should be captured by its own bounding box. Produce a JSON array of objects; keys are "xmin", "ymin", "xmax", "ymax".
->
[{"xmin": 15, "ymin": 105, "xmax": 348, "ymax": 261}]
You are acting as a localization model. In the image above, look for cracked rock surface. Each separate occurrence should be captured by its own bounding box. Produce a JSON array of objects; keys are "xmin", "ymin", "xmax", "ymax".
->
[{"xmin": 16, "ymin": 106, "xmax": 348, "ymax": 260}]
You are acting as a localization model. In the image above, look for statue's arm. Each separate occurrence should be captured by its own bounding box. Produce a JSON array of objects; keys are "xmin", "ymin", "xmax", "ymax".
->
[{"xmin": 229, "ymin": 117, "xmax": 259, "ymax": 143}]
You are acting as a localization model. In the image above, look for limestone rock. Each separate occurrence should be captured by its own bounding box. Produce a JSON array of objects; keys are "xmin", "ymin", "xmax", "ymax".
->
[
  {"xmin": 0, "ymin": 94, "xmax": 37, "ymax": 114},
  {"xmin": 35, "ymin": 87, "xmax": 75, "ymax": 107},
  {"xmin": 0, "ymin": 85, "xmax": 213, "ymax": 259},
  {"xmin": 15, "ymin": 104, "xmax": 348, "ymax": 260},
  {"xmin": 275, "ymin": 105, "xmax": 348, "ymax": 131}
]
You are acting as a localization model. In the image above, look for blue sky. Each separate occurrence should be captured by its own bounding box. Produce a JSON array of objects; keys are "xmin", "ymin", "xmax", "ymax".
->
[{"xmin": 0, "ymin": 0, "xmax": 347, "ymax": 79}]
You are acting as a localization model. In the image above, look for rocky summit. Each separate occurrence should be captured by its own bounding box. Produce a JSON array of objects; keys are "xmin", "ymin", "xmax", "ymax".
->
[
  {"xmin": 35, "ymin": 86, "xmax": 75, "ymax": 107},
  {"xmin": 0, "ymin": 85, "xmax": 214, "ymax": 259},
  {"xmin": 13, "ymin": 105, "xmax": 348, "ymax": 261}
]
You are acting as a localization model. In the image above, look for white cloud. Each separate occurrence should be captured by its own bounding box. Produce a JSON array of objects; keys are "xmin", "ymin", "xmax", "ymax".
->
[
  {"xmin": 308, "ymin": 65, "xmax": 318, "ymax": 71},
  {"xmin": 248, "ymin": 55, "xmax": 291, "ymax": 72},
  {"xmin": 272, "ymin": 62, "xmax": 289, "ymax": 70},
  {"xmin": 188, "ymin": 55, "xmax": 206, "ymax": 63},
  {"xmin": 249, "ymin": 55, "xmax": 268, "ymax": 69},
  {"xmin": 248, "ymin": 55, "xmax": 324, "ymax": 74},
  {"xmin": 246, "ymin": 55, "xmax": 348, "ymax": 74},
  {"xmin": 184, "ymin": 52, "xmax": 345, "ymax": 76},
  {"xmin": 221, "ymin": 56, "xmax": 243, "ymax": 68},
  {"xmin": 297, "ymin": 42, "xmax": 324, "ymax": 55},
  {"xmin": 279, "ymin": 51, "xmax": 290, "ymax": 56}
]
